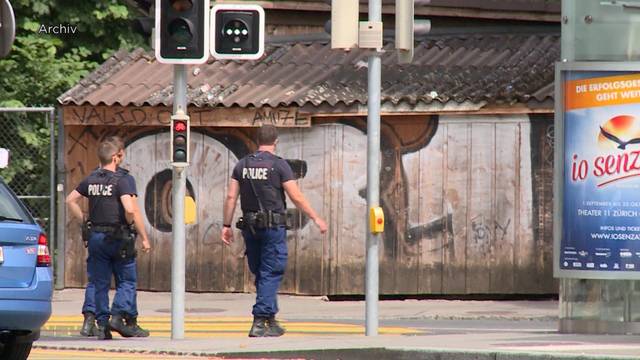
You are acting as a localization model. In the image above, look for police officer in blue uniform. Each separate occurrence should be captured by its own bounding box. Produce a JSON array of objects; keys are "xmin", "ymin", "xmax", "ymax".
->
[
  {"xmin": 66, "ymin": 139, "xmax": 151, "ymax": 340},
  {"xmin": 72, "ymin": 136, "xmax": 150, "ymax": 338},
  {"xmin": 221, "ymin": 125, "xmax": 328, "ymax": 337}
]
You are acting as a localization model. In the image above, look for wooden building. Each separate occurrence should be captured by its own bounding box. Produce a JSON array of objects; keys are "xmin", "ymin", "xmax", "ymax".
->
[{"xmin": 58, "ymin": 2, "xmax": 560, "ymax": 295}]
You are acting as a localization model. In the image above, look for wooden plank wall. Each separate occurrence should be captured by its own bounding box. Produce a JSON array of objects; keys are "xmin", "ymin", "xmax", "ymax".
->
[
  {"xmin": 63, "ymin": 126, "xmax": 255, "ymax": 291},
  {"xmin": 63, "ymin": 114, "xmax": 557, "ymax": 294},
  {"xmin": 403, "ymin": 114, "xmax": 554, "ymax": 294},
  {"xmin": 530, "ymin": 114, "xmax": 556, "ymax": 291}
]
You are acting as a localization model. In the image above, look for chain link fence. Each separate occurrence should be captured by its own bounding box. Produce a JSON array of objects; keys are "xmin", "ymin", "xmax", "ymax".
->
[{"xmin": 0, "ymin": 108, "xmax": 55, "ymax": 238}]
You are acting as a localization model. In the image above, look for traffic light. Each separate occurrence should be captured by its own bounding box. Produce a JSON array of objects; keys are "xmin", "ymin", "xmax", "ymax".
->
[
  {"xmin": 210, "ymin": 4, "xmax": 264, "ymax": 60},
  {"xmin": 171, "ymin": 114, "xmax": 190, "ymax": 165},
  {"xmin": 155, "ymin": 0, "xmax": 210, "ymax": 64},
  {"xmin": 0, "ymin": 0, "xmax": 15, "ymax": 58}
]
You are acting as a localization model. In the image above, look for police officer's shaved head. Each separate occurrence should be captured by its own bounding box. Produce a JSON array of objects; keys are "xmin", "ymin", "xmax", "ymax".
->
[
  {"xmin": 97, "ymin": 140, "xmax": 119, "ymax": 166},
  {"xmin": 257, "ymin": 125, "xmax": 278, "ymax": 146}
]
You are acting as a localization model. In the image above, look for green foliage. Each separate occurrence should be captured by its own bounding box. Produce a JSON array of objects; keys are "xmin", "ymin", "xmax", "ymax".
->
[
  {"xmin": 1, "ymin": 0, "xmax": 147, "ymax": 106},
  {"xmin": 0, "ymin": 1, "xmax": 147, "ymax": 212},
  {"xmin": 0, "ymin": 113, "xmax": 49, "ymax": 192}
]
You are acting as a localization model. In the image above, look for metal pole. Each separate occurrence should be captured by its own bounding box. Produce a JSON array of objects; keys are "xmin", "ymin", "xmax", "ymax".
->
[
  {"xmin": 55, "ymin": 108, "xmax": 65, "ymax": 289},
  {"xmin": 365, "ymin": 0, "xmax": 381, "ymax": 337},
  {"xmin": 560, "ymin": 0, "xmax": 575, "ymax": 62},
  {"xmin": 0, "ymin": 107, "xmax": 55, "ymax": 112},
  {"xmin": 47, "ymin": 110, "xmax": 55, "ymax": 284},
  {"xmin": 171, "ymin": 64, "xmax": 187, "ymax": 339}
]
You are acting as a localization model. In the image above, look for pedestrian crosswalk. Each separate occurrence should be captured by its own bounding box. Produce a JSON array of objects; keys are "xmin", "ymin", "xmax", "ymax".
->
[
  {"xmin": 29, "ymin": 348, "xmax": 214, "ymax": 359},
  {"xmin": 43, "ymin": 315, "xmax": 422, "ymax": 338}
]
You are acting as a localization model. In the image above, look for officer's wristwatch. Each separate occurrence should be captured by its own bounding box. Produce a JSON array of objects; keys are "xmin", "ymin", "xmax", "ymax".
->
[{"xmin": 223, "ymin": 224, "xmax": 231, "ymax": 228}]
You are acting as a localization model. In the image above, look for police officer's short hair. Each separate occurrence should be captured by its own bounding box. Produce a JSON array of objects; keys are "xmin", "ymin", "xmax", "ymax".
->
[
  {"xmin": 97, "ymin": 141, "xmax": 119, "ymax": 166},
  {"xmin": 257, "ymin": 125, "xmax": 278, "ymax": 146},
  {"xmin": 104, "ymin": 135, "xmax": 124, "ymax": 151}
]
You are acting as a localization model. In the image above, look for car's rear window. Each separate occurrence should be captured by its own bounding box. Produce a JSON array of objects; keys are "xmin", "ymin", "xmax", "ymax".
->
[{"xmin": 0, "ymin": 182, "xmax": 33, "ymax": 223}]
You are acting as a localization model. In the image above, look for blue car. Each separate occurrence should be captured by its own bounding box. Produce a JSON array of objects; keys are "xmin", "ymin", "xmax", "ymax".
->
[{"xmin": 0, "ymin": 178, "xmax": 53, "ymax": 360}]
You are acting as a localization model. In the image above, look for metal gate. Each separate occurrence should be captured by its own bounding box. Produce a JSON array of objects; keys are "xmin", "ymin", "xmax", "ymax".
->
[{"xmin": 0, "ymin": 107, "xmax": 56, "ymax": 282}]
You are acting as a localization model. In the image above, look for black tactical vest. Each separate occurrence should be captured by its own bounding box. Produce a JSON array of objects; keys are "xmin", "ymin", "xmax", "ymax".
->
[
  {"xmin": 86, "ymin": 169, "xmax": 126, "ymax": 225},
  {"xmin": 239, "ymin": 153, "xmax": 287, "ymax": 214}
]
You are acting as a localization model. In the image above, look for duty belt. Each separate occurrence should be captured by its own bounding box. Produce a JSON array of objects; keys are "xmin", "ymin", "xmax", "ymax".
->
[
  {"xmin": 240, "ymin": 211, "xmax": 287, "ymax": 230},
  {"xmin": 88, "ymin": 223, "xmax": 138, "ymax": 259},
  {"xmin": 91, "ymin": 224, "xmax": 124, "ymax": 233}
]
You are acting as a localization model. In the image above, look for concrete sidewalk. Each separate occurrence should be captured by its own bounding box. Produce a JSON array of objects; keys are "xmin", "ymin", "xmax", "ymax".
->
[
  {"xmin": 50, "ymin": 289, "xmax": 559, "ymax": 320},
  {"xmin": 34, "ymin": 290, "xmax": 640, "ymax": 359}
]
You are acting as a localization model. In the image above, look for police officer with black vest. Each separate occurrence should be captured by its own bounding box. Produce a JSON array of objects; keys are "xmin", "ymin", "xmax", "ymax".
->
[
  {"xmin": 222, "ymin": 125, "xmax": 328, "ymax": 337},
  {"xmin": 71, "ymin": 136, "xmax": 150, "ymax": 338},
  {"xmin": 66, "ymin": 139, "xmax": 151, "ymax": 340}
]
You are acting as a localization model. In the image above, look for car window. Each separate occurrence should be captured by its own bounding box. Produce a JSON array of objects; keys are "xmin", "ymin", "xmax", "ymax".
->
[{"xmin": 0, "ymin": 182, "xmax": 33, "ymax": 223}]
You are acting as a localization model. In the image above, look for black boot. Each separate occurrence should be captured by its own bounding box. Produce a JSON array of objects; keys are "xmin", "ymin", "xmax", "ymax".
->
[
  {"xmin": 96, "ymin": 322, "xmax": 112, "ymax": 340},
  {"xmin": 265, "ymin": 316, "xmax": 286, "ymax": 337},
  {"xmin": 124, "ymin": 315, "xmax": 150, "ymax": 337},
  {"xmin": 109, "ymin": 314, "xmax": 136, "ymax": 338},
  {"xmin": 80, "ymin": 312, "xmax": 98, "ymax": 337},
  {"xmin": 248, "ymin": 316, "xmax": 268, "ymax": 337}
]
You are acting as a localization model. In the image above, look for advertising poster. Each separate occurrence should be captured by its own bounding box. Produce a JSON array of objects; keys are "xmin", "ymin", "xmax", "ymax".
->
[{"xmin": 561, "ymin": 71, "xmax": 640, "ymax": 277}]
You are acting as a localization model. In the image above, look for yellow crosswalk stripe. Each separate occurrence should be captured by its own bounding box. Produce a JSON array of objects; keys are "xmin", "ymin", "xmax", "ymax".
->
[
  {"xmin": 30, "ymin": 348, "xmax": 213, "ymax": 359},
  {"xmin": 43, "ymin": 315, "xmax": 422, "ymax": 337},
  {"xmin": 48, "ymin": 315, "xmax": 253, "ymax": 322}
]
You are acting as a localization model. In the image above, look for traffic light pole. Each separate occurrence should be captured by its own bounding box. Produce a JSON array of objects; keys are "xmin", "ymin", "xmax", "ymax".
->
[
  {"xmin": 365, "ymin": 0, "xmax": 381, "ymax": 336},
  {"xmin": 171, "ymin": 64, "xmax": 187, "ymax": 340}
]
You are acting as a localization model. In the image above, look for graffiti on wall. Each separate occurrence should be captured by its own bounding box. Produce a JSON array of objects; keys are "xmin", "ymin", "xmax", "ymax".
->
[
  {"xmin": 64, "ymin": 105, "xmax": 312, "ymax": 127},
  {"xmin": 63, "ymin": 119, "xmax": 445, "ymax": 260},
  {"xmin": 64, "ymin": 115, "xmax": 538, "ymax": 293},
  {"xmin": 68, "ymin": 119, "xmax": 448, "ymax": 261}
]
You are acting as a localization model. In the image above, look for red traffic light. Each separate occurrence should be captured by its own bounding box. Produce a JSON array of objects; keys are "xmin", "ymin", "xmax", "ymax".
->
[{"xmin": 173, "ymin": 120, "xmax": 187, "ymax": 132}]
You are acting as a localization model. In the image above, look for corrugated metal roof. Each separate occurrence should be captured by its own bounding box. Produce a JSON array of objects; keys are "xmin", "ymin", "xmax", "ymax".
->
[{"xmin": 58, "ymin": 33, "xmax": 559, "ymax": 109}]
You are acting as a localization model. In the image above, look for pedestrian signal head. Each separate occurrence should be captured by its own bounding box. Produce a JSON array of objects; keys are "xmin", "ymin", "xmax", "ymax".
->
[
  {"xmin": 171, "ymin": 115, "xmax": 190, "ymax": 166},
  {"xmin": 174, "ymin": 120, "xmax": 187, "ymax": 133},
  {"xmin": 210, "ymin": 4, "xmax": 265, "ymax": 60}
]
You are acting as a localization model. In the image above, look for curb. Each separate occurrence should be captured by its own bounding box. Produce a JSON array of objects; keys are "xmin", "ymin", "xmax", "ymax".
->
[{"xmin": 32, "ymin": 344, "xmax": 640, "ymax": 360}]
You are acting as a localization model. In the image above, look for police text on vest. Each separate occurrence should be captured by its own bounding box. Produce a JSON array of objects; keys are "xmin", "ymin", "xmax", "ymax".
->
[
  {"xmin": 88, "ymin": 184, "xmax": 113, "ymax": 196},
  {"xmin": 242, "ymin": 168, "xmax": 269, "ymax": 180}
]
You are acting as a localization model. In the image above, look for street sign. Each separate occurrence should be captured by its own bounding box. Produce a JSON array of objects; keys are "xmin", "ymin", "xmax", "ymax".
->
[
  {"xmin": 0, "ymin": 0, "xmax": 15, "ymax": 58},
  {"xmin": 210, "ymin": 4, "xmax": 264, "ymax": 60}
]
